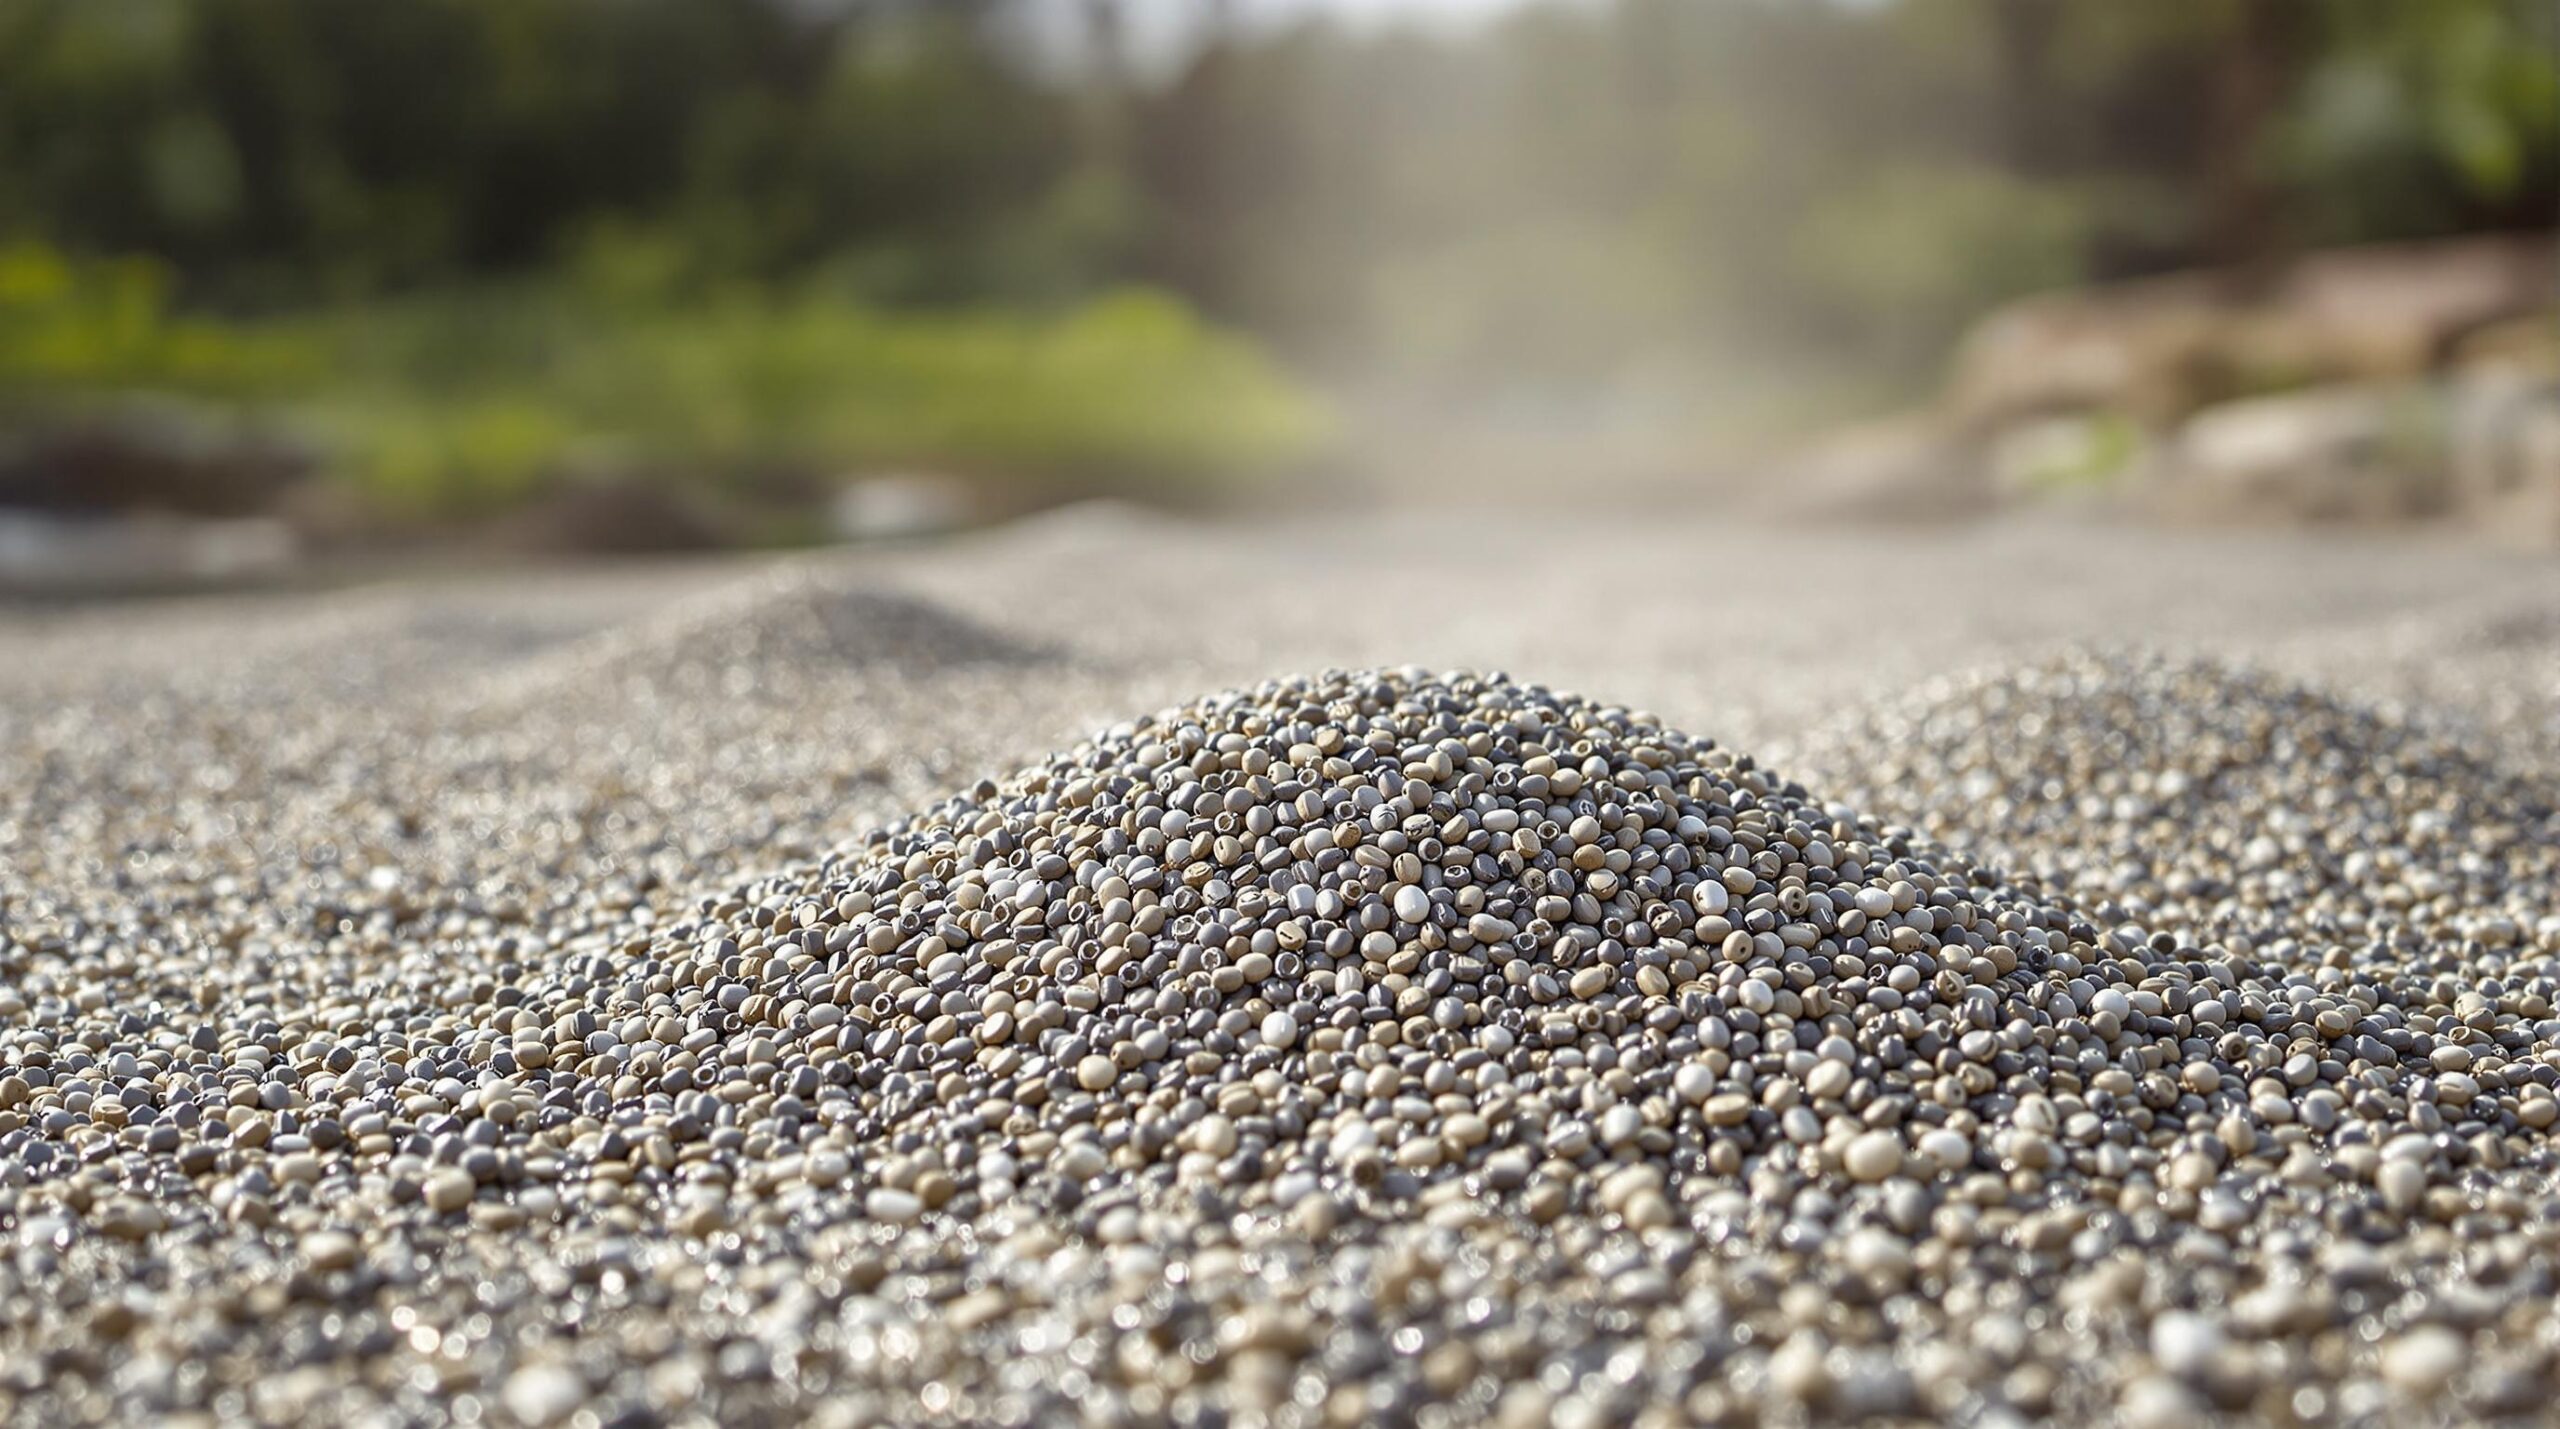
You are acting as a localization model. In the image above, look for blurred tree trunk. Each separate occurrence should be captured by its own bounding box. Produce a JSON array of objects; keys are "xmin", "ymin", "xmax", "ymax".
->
[
  {"xmin": 1130, "ymin": 0, "xmax": 1250, "ymax": 317},
  {"xmin": 1080, "ymin": 0, "xmax": 1129, "ymax": 165},
  {"xmin": 1990, "ymin": 0, "xmax": 2058, "ymax": 174},
  {"xmin": 2206, "ymin": 0, "xmax": 2299, "ymax": 275}
]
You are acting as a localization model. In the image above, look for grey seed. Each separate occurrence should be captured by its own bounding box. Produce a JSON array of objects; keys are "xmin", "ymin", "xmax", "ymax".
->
[
  {"xmin": 1056, "ymin": 1142, "xmax": 1108, "ymax": 1181},
  {"xmin": 1673, "ymin": 1063, "xmax": 1717, "ymax": 1103},
  {"xmin": 2119, "ymin": 1376, "xmax": 2203, "ymax": 1429},
  {"xmin": 10, "ymin": 639, "xmax": 2560, "ymax": 1429},
  {"xmin": 2149, "ymin": 1312, "xmax": 2223, "ymax": 1380},
  {"xmin": 303, "ymin": 1231, "xmax": 360, "ymax": 1272},
  {"xmin": 864, "ymin": 1189, "xmax": 924, "ymax": 1224},
  {"xmin": 502, "ymin": 1365, "xmax": 586, "ymax": 1427},
  {"xmin": 1393, "ymin": 885, "xmax": 1431, "ymax": 926},
  {"xmin": 2378, "ymin": 1325, "xmax": 2467, "ymax": 1395},
  {"xmin": 422, "ymin": 1168, "xmax": 475, "ymax": 1214},
  {"xmin": 1842, "ymin": 1131, "xmax": 1902, "ymax": 1182},
  {"xmin": 1192, "ymin": 1114, "xmax": 1238, "ymax": 1157},
  {"xmin": 1805, "ymin": 1061, "xmax": 1852, "ymax": 1101},
  {"xmin": 2376, "ymin": 1159, "xmax": 2428, "ymax": 1213}
]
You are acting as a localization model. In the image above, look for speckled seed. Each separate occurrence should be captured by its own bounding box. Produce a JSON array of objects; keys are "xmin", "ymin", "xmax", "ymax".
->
[
  {"xmin": 1843, "ymin": 1131, "xmax": 1902, "ymax": 1182},
  {"xmin": 2376, "ymin": 1159, "xmax": 2427, "ymax": 1213},
  {"xmin": 1260, "ymin": 1011, "xmax": 1299, "ymax": 1049},
  {"xmin": 1393, "ymin": 885, "xmax": 1431, "ymax": 925},
  {"xmin": 501, "ymin": 1365, "xmax": 586, "ymax": 1427},
  {"xmin": 2378, "ymin": 1325, "xmax": 2467, "ymax": 1395},
  {"xmin": 422, "ymin": 1169, "xmax": 475, "ymax": 1214},
  {"xmin": 303, "ymin": 1231, "xmax": 360, "ymax": 1272},
  {"xmin": 864, "ymin": 1189, "xmax": 924, "ymax": 1224},
  {"xmin": 1056, "ymin": 1141, "xmax": 1108, "ymax": 1181}
]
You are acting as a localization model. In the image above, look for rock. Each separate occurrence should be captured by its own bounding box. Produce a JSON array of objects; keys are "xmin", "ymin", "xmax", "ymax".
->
[
  {"xmin": 2155, "ymin": 381, "xmax": 2449, "ymax": 525},
  {"xmin": 830, "ymin": 472, "xmax": 976, "ymax": 542},
  {"xmin": 2448, "ymin": 371, "xmax": 2560, "ymax": 547},
  {"xmin": 1949, "ymin": 233, "xmax": 2554, "ymax": 429}
]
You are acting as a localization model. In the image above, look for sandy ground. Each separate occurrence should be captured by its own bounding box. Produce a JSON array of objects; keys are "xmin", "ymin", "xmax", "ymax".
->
[
  {"xmin": 6, "ymin": 504, "xmax": 2553, "ymax": 936},
  {"xmin": 14, "ymin": 504, "xmax": 2555, "ymax": 767},
  {"xmin": 3, "ymin": 506, "xmax": 2559, "ymax": 1426}
]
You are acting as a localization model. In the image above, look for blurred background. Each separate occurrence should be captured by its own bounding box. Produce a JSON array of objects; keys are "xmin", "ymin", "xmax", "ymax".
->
[{"xmin": 0, "ymin": 0, "xmax": 2553, "ymax": 589}]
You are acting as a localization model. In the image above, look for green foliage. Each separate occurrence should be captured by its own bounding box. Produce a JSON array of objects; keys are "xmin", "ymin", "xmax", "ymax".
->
[
  {"xmin": 2001, "ymin": 411, "xmax": 2144, "ymax": 496},
  {"xmin": 0, "ymin": 0, "xmax": 1092, "ymax": 302},
  {"xmin": 0, "ymin": 242, "xmax": 316, "ymax": 396},
  {"xmin": 0, "ymin": 240, "xmax": 1328, "ymax": 525},
  {"xmin": 312, "ymin": 398, "xmax": 572, "ymax": 522},
  {"xmin": 2285, "ymin": 0, "xmax": 2560, "ymax": 237},
  {"xmin": 2, "ymin": 0, "xmax": 2553, "ymax": 517}
]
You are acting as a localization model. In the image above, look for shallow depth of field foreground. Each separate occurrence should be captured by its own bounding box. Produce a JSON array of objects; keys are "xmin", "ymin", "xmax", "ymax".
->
[{"xmin": 1, "ymin": 509, "xmax": 2558, "ymax": 1427}]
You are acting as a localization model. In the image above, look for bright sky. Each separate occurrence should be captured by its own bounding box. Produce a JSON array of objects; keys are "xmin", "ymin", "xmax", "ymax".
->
[
  {"xmin": 1011, "ymin": 0, "xmax": 1587, "ymax": 75},
  {"xmin": 1191, "ymin": 0, "xmax": 1586, "ymax": 38},
  {"xmin": 1234, "ymin": 0, "xmax": 1553, "ymax": 22}
]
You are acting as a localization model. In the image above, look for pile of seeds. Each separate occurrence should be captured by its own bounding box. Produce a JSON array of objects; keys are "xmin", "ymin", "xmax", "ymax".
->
[
  {"xmin": 476, "ymin": 575, "xmax": 1051, "ymax": 712},
  {"xmin": 5, "ymin": 661, "xmax": 2560, "ymax": 1426},
  {"xmin": 1802, "ymin": 651, "xmax": 2560, "ymax": 959}
]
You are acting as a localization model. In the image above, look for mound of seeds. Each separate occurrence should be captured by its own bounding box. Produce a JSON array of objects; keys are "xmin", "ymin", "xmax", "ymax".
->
[
  {"xmin": 476, "ymin": 574, "xmax": 1051, "ymax": 712},
  {"xmin": 1805, "ymin": 651, "xmax": 2560, "ymax": 957},
  {"xmin": 6, "ymin": 663, "xmax": 2560, "ymax": 1426}
]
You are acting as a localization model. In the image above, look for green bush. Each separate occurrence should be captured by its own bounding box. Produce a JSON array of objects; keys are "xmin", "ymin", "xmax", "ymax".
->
[
  {"xmin": 0, "ymin": 241, "xmax": 1331, "ymax": 530},
  {"xmin": 0, "ymin": 242, "xmax": 317, "ymax": 397}
]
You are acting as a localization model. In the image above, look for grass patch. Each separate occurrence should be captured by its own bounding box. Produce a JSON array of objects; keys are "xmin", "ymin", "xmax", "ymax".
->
[{"xmin": 0, "ymin": 242, "xmax": 1331, "ymax": 531}]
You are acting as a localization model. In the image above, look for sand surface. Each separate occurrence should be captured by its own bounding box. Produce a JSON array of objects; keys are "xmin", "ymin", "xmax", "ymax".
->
[
  {"xmin": 5, "ymin": 508, "xmax": 2560, "ymax": 1426},
  {"xmin": 14, "ymin": 505, "xmax": 2554, "ymax": 779}
]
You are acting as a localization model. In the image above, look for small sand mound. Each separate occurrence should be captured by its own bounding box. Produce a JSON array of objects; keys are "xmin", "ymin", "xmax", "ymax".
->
[
  {"xmin": 474, "ymin": 569, "xmax": 1048, "ymax": 713},
  {"xmin": 1803, "ymin": 651, "xmax": 2560, "ymax": 955}
]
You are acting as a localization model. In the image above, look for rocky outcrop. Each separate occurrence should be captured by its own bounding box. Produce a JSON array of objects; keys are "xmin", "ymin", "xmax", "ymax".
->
[
  {"xmin": 1799, "ymin": 234, "xmax": 2560, "ymax": 542},
  {"xmin": 1948, "ymin": 232, "xmax": 2554, "ymax": 430}
]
